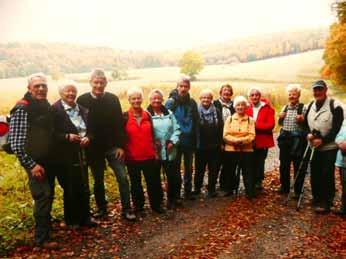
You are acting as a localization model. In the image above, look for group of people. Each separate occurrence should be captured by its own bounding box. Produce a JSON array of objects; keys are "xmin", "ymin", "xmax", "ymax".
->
[{"xmin": 6, "ymin": 69, "xmax": 346, "ymax": 248}]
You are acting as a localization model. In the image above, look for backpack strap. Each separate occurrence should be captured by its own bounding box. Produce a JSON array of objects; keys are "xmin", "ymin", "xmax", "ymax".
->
[
  {"xmin": 283, "ymin": 105, "xmax": 289, "ymax": 113},
  {"xmin": 329, "ymin": 98, "xmax": 335, "ymax": 113},
  {"xmin": 297, "ymin": 103, "xmax": 304, "ymax": 115}
]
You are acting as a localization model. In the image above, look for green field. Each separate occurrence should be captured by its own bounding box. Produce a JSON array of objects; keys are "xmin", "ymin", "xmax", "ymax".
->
[{"xmin": 0, "ymin": 49, "xmax": 332, "ymax": 114}]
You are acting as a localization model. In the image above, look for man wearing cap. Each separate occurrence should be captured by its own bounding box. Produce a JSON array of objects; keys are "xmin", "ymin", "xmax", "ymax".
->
[
  {"xmin": 77, "ymin": 69, "xmax": 135, "ymax": 220},
  {"xmin": 304, "ymin": 80, "xmax": 344, "ymax": 213},
  {"xmin": 8, "ymin": 73, "xmax": 57, "ymax": 247}
]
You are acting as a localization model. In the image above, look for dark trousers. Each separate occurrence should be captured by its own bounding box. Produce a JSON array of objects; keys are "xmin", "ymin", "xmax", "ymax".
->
[
  {"xmin": 310, "ymin": 149, "xmax": 337, "ymax": 208},
  {"xmin": 223, "ymin": 151, "xmax": 255, "ymax": 197},
  {"xmin": 176, "ymin": 147, "xmax": 194, "ymax": 196},
  {"xmin": 194, "ymin": 148, "xmax": 219, "ymax": 194},
  {"xmin": 127, "ymin": 160, "xmax": 163, "ymax": 210},
  {"xmin": 253, "ymin": 148, "xmax": 268, "ymax": 185},
  {"xmin": 340, "ymin": 167, "xmax": 346, "ymax": 209},
  {"xmin": 161, "ymin": 160, "xmax": 181, "ymax": 203},
  {"xmin": 63, "ymin": 164, "xmax": 91, "ymax": 225},
  {"xmin": 279, "ymin": 143, "xmax": 306, "ymax": 194},
  {"xmin": 217, "ymin": 150, "xmax": 227, "ymax": 191},
  {"xmin": 26, "ymin": 168, "xmax": 52, "ymax": 244}
]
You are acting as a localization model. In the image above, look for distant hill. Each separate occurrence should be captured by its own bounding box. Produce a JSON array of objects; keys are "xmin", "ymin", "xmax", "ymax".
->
[{"xmin": 0, "ymin": 28, "xmax": 327, "ymax": 79}]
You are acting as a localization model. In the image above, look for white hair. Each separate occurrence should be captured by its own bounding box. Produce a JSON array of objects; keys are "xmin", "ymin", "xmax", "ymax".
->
[
  {"xmin": 58, "ymin": 80, "xmax": 78, "ymax": 96},
  {"xmin": 286, "ymin": 84, "xmax": 301, "ymax": 95},
  {"xmin": 233, "ymin": 95, "xmax": 248, "ymax": 107},
  {"xmin": 148, "ymin": 88, "xmax": 164, "ymax": 100},
  {"xmin": 127, "ymin": 87, "xmax": 144, "ymax": 99},
  {"xmin": 199, "ymin": 89, "xmax": 214, "ymax": 98},
  {"xmin": 90, "ymin": 68, "xmax": 107, "ymax": 80},
  {"xmin": 247, "ymin": 87, "xmax": 262, "ymax": 97},
  {"xmin": 27, "ymin": 72, "xmax": 47, "ymax": 86}
]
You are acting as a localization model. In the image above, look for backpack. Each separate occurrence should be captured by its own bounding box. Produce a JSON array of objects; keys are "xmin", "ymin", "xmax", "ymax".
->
[
  {"xmin": 305, "ymin": 99, "xmax": 335, "ymax": 116},
  {"xmin": 282, "ymin": 103, "xmax": 305, "ymax": 115}
]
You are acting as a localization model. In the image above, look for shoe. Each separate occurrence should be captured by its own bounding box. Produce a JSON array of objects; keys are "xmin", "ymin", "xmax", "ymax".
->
[
  {"xmin": 223, "ymin": 191, "xmax": 233, "ymax": 197},
  {"xmin": 334, "ymin": 207, "xmax": 346, "ymax": 217},
  {"xmin": 207, "ymin": 192, "xmax": 218, "ymax": 198},
  {"xmin": 166, "ymin": 201, "xmax": 174, "ymax": 210},
  {"xmin": 191, "ymin": 190, "xmax": 201, "ymax": 196},
  {"xmin": 292, "ymin": 193, "xmax": 300, "ymax": 200},
  {"xmin": 255, "ymin": 182, "xmax": 263, "ymax": 190},
  {"xmin": 184, "ymin": 193, "xmax": 196, "ymax": 201},
  {"xmin": 94, "ymin": 208, "xmax": 107, "ymax": 218},
  {"xmin": 122, "ymin": 211, "xmax": 136, "ymax": 221},
  {"xmin": 314, "ymin": 206, "xmax": 330, "ymax": 214},
  {"xmin": 35, "ymin": 240, "xmax": 59, "ymax": 249},
  {"xmin": 81, "ymin": 218, "xmax": 97, "ymax": 228},
  {"xmin": 67, "ymin": 224, "xmax": 81, "ymax": 230},
  {"xmin": 152, "ymin": 206, "xmax": 165, "ymax": 214},
  {"xmin": 174, "ymin": 199, "xmax": 183, "ymax": 207},
  {"xmin": 277, "ymin": 187, "xmax": 289, "ymax": 194}
]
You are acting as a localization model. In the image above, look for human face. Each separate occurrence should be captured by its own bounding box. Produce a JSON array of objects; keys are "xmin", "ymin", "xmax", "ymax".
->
[
  {"xmin": 150, "ymin": 93, "xmax": 163, "ymax": 110},
  {"xmin": 129, "ymin": 93, "xmax": 143, "ymax": 110},
  {"xmin": 90, "ymin": 76, "xmax": 107, "ymax": 97},
  {"xmin": 28, "ymin": 77, "xmax": 48, "ymax": 100},
  {"xmin": 288, "ymin": 90, "xmax": 300, "ymax": 105},
  {"xmin": 235, "ymin": 101, "xmax": 247, "ymax": 116},
  {"xmin": 313, "ymin": 87, "xmax": 327, "ymax": 103},
  {"xmin": 249, "ymin": 90, "xmax": 261, "ymax": 105},
  {"xmin": 200, "ymin": 93, "xmax": 213, "ymax": 108},
  {"xmin": 177, "ymin": 81, "xmax": 190, "ymax": 97},
  {"xmin": 220, "ymin": 88, "xmax": 232, "ymax": 103},
  {"xmin": 61, "ymin": 85, "xmax": 77, "ymax": 106}
]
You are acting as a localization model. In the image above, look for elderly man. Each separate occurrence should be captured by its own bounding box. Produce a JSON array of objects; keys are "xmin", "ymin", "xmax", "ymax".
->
[
  {"xmin": 8, "ymin": 73, "xmax": 56, "ymax": 247},
  {"xmin": 277, "ymin": 84, "xmax": 306, "ymax": 196},
  {"xmin": 304, "ymin": 80, "xmax": 344, "ymax": 213},
  {"xmin": 165, "ymin": 77, "xmax": 199, "ymax": 200},
  {"xmin": 77, "ymin": 69, "xmax": 135, "ymax": 220}
]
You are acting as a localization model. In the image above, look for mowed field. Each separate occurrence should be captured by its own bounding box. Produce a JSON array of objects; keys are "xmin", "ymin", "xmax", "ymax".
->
[{"xmin": 0, "ymin": 49, "xmax": 333, "ymax": 113}]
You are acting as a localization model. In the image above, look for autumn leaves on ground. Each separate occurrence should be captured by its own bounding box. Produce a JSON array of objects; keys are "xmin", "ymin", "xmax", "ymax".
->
[{"xmin": 8, "ymin": 169, "xmax": 346, "ymax": 259}]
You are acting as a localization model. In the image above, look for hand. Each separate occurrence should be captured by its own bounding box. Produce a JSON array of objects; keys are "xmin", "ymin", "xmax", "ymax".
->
[
  {"xmin": 279, "ymin": 112, "xmax": 286, "ymax": 119},
  {"xmin": 115, "ymin": 148, "xmax": 125, "ymax": 161},
  {"xmin": 307, "ymin": 133, "xmax": 314, "ymax": 141},
  {"xmin": 338, "ymin": 141, "xmax": 346, "ymax": 152},
  {"xmin": 311, "ymin": 138, "xmax": 322, "ymax": 148},
  {"xmin": 69, "ymin": 134, "xmax": 81, "ymax": 143},
  {"xmin": 233, "ymin": 139, "xmax": 242, "ymax": 146},
  {"xmin": 296, "ymin": 114, "xmax": 304, "ymax": 123},
  {"xmin": 166, "ymin": 142, "xmax": 174, "ymax": 153},
  {"xmin": 31, "ymin": 164, "xmax": 45, "ymax": 181},
  {"xmin": 220, "ymin": 144, "xmax": 225, "ymax": 151},
  {"xmin": 155, "ymin": 139, "xmax": 162, "ymax": 152},
  {"xmin": 80, "ymin": 137, "xmax": 90, "ymax": 148}
]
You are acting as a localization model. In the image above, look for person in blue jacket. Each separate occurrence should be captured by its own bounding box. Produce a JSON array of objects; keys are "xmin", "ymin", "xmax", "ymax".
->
[
  {"xmin": 165, "ymin": 77, "xmax": 199, "ymax": 200},
  {"xmin": 335, "ymin": 119, "xmax": 346, "ymax": 217},
  {"xmin": 147, "ymin": 89, "xmax": 181, "ymax": 209}
]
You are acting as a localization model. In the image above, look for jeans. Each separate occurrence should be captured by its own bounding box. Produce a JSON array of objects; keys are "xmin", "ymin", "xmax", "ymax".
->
[
  {"xmin": 89, "ymin": 148, "xmax": 131, "ymax": 212},
  {"xmin": 176, "ymin": 147, "xmax": 194, "ymax": 196}
]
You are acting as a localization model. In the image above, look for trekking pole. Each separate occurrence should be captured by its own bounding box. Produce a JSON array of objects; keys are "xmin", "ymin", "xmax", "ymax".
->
[{"xmin": 296, "ymin": 147, "xmax": 314, "ymax": 211}]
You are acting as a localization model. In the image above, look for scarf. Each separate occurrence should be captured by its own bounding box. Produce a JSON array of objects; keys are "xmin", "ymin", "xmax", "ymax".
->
[
  {"xmin": 198, "ymin": 104, "xmax": 218, "ymax": 125},
  {"xmin": 219, "ymin": 98, "xmax": 233, "ymax": 122}
]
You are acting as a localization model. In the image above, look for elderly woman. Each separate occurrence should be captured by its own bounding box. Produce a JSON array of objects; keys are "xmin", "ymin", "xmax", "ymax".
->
[
  {"xmin": 51, "ymin": 81, "xmax": 95, "ymax": 228},
  {"xmin": 223, "ymin": 96, "xmax": 256, "ymax": 198},
  {"xmin": 124, "ymin": 87, "xmax": 164, "ymax": 214},
  {"xmin": 147, "ymin": 89, "xmax": 181, "ymax": 209},
  {"xmin": 193, "ymin": 89, "xmax": 223, "ymax": 198},
  {"xmin": 277, "ymin": 84, "xmax": 306, "ymax": 196},
  {"xmin": 335, "ymin": 119, "xmax": 346, "ymax": 216},
  {"xmin": 246, "ymin": 87, "xmax": 275, "ymax": 191}
]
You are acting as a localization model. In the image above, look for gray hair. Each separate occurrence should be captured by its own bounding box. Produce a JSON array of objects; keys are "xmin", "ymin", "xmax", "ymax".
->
[
  {"xmin": 90, "ymin": 68, "xmax": 107, "ymax": 80},
  {"xmin": 177, "ymin": 76, "xmax": 190, "ymax": 87},
  {"xmin": 199, "ymin": 88, "xmax": 214, "ymax": 98},
  {"xmin": 148, "ymin": 88, "xmax": 164, "ymax": 100},
  {"xmin": 247, "ymin": 87, "xmax": 262, "ymax": 97},
  {"xmin": 58, "ymin": 80, "xmax": 78, "ymax": 96},
  {"xmin": 27, "ymin": 72, "xmax": 47, "ymax": 86},
  {"xmin": 127, "ymin": 87, "xmax": 144, "ymax": 99},
  {"xmin": 233, "ymin": 95, "xmax": 248, "ymax": 107},
  {"xmin": 286, "ymin": 84, "xmax": 301, "ymax": 95}
]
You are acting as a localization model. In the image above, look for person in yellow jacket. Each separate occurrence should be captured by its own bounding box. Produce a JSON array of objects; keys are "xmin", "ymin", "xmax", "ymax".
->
[{"xmin": 223, "ymin": 95, "xmax": 256, "ymax": 198}]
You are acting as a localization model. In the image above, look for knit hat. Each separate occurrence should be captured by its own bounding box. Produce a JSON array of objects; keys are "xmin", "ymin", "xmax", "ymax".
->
[{"xmin": 312, "ymin": 80, "xmax": 327, "ymax": 89}]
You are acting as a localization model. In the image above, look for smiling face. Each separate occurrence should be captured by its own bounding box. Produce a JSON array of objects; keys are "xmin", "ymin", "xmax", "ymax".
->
[
  {"xmin": 129, "ymin": 93, "xmax": 143, "ymax": 110},
  {"xmin": 235, "ymin": 101, "xmax": 247, "ymax": 116},
  {"xmin": 150, "ymin": 92, "xmax": 163, "ymax": 110},
  {"xmin": 288, "ymin": 90, "xmax": 300, "ymax": 105},
  {"xmin": 248, "ymin": 89, "xmax": 261, "ymax": 105},
  {"xmin": 220, "ymin": 87, "xmax": 233, "ymax": 103},
  {"xmin": 28, "ymin": 77, "xmax": 48, "ymax": 100},
  {"xmin": 90, "ymin": 76, "xmax": 107, "ymax": 97},
  {"xmin": 61, "ymin": 85, "xmax": 77, "ymax": 106},
  {"xmin": 200, "ymin": 93, "xmax": 213, "ymax": 108},
  {"xmin": 313, "ymin": 87, "xmax": 327, "ymax": 103}
]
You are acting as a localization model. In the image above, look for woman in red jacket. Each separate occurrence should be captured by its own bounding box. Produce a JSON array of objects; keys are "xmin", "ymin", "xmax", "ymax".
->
[
  {"xmin": 246, "ymin": 87, "xmax": 275, "ymax": 190},
  {"xmin": 124, "ymin": 87, "xmax": 164, "ymax": 214}
]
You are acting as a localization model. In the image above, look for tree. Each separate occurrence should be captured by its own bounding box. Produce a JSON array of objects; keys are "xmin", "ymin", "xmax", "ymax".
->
[
  {"xmin": 111, "ymin": 56, "xmax": 128, "ymax": 80},
  {"xmin": 322, "ymin": 1, "xmax": 346, "ymax": 87},
  {"xmin": 179, "ymin": 51, "xmax": 204, "ymax": 80}
]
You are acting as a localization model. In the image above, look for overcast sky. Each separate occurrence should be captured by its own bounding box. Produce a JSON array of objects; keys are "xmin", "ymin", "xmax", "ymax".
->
[{"xmin": 0, "ymin": 0, "xmax": 335, "ymax": 50}]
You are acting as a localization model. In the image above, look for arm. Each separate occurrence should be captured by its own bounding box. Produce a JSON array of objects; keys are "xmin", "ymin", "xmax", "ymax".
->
[
  {"xmin": 256, "ymin": 105, "xmax": 275, "ymax": 132},
  {"xmin": 238, "ymin": 119, "xmax": 256, "ymax": 145},
  {"xmin": 322, "ymin": 106, "xmax": 344, "ymax": 144},
  {"xmin": 113, "ymin": 96, "xmax": 127, "ymax": 149},
  {"xmin": 8, "ymin": 109, "xmax": 36, "ymax": 170},
  {"xmin": 169, "ymin": 113, "xmax": 181, "ymax": 145}
]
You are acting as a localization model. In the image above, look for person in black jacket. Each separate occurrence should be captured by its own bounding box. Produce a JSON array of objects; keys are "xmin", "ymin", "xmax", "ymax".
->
[
  {"xmin": 77, "ymin": 69, "xmax": 135, "ymax": 221},
  {"xmin": 213, "ymin": 84, "xmax": 235, "ymax": 192},
  {"xmin": 51, "ymin": 81, "xmax": 96, "ymax": 228},
  {"xmin": 193, "ymin": 89, "xmax": 223, "ymax": 197}
]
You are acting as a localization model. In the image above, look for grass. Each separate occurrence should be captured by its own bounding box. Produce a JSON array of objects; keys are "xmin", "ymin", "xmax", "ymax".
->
[{"xmin": 0, "ymin": 49, "xmax": 344, "ymax": 255}]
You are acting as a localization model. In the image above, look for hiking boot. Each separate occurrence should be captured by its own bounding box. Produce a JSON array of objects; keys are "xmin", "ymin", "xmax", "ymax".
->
[
  {"xmin": 207, "ymin": 192, "xmax": 218, "ymax": 198},
  {"xmin": 35, "ymin": 240, "xmax": 59, "ymax": 249},
  {"xmin": 122, "ymin": 211, "xmax": 136, "ymax": 221},
  {"xmin": 94, "ymin": 208, "xmax": 107, "ymax": 218},
  {"xmin": 152, "ymin": 206, "xmax": 165, "ymax": 214},
  {"xmin": 81, "ymin": 218, "xmax": 97, "ymax": 228}
]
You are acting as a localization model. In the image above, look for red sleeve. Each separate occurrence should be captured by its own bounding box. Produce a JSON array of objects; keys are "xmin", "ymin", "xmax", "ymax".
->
[{"xmin": 256, "ymin": 105, "xmax": 275, "ymax": 131}]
